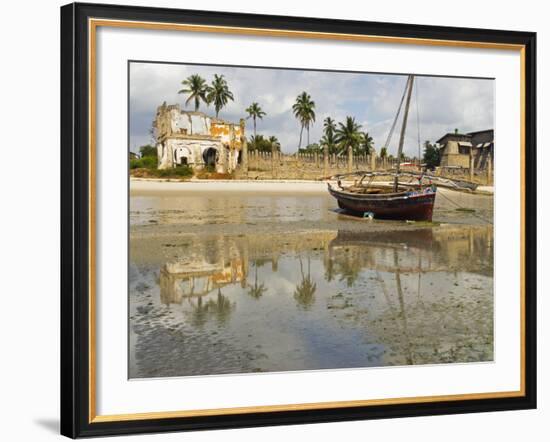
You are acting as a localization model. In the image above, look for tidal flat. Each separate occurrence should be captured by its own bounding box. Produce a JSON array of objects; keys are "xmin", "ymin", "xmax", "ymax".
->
[{"xmin": 129, "ymin": 181, "xmax": 494, "ymax": 378}]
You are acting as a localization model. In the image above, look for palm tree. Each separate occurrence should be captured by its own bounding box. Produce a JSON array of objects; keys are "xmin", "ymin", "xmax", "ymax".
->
[
  {"xmin": 380, "ymin": 147, "xmax": 388, "ymax": 159},
  {"xmin": 293, "ymin": 255, "xmax": 317, "ymax": 310},
  {"xmin": 248, "ymin": 134, "xmax": 265, "ymax": 151},
  {"xmin": 268, "ymin": 136, "xmax": 281, "ymax": 152},
  {"xmin": 335, "ymin": 116, "xmax": 363, "ymax": 157},
  {"xmin": 178, "ymin": 74, "xmax": 208, "ymax": 111},
  {"xmin": 292, "ymin": 92, "xmax": 316, "ymax": 148},
  {"xmin": 320, "ymin": 116, "xmax": 337, "ymax": 154},
  {"xmin": 206, "ymin": 74, "xmax": 234, "ymax": 118},
  {"xmin": 359, "ymin": 132, "xmax": 374, "ymax": 156},
  {"xmin": 245, "ymin": 102, "xmax": 266, "ymax": 143}
]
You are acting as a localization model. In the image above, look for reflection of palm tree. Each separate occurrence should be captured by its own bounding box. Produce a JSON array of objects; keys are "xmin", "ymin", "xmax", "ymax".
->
[
  {"xmin": 190, "ymin": 295, "xmax": 208, "ymax": 327},
  {"xmin": 324, "ymin": 257, "xmax": 335, "ymax": 282},
  {"xmin": 248, "ymin": 262, "xmax": 267, "ymax": 299},
  {"xmin": 190, "ymin": 289, "xmax": 235, "ymax": 327},
  {"xmin": 213, "ymin": 289, "xmax": 234, "ymax": 324},
  {"xmin": 337, "ymin": 257, "xmax": 361, "ymax": 287},
  {"xmin": 293, "ymin": 255, "xmax": 317, "ymax": 309}
]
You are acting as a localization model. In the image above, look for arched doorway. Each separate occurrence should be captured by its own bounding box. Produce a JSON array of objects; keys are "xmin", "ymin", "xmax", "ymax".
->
[{"xmin": 202, "ymin": 147, "xmax": 218, "ymax": 168}]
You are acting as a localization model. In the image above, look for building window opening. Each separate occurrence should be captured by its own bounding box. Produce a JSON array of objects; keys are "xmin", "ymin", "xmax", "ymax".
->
[{"xmin": 203, "ymin": 148, "xmax": 217, "ymax": 167}]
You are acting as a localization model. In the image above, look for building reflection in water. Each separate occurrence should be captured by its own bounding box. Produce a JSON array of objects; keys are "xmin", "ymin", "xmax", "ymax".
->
[{"xmin": 147, "ymin": 225, "xmax": 492, "ymax": 368}]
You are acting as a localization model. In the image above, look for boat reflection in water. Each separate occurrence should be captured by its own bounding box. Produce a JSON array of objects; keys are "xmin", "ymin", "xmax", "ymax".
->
[{"xmin": 129, "ymin": 226, "xmax": 493, "ymax": 378}]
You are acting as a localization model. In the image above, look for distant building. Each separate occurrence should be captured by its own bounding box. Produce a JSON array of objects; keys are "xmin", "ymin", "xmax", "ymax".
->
[
  {"xmin": 153, "ymin": 103, "xmax": 245, "ymax": 173},
  {"xmin": 437, "ymin": 129, "xmax": 493, "ymax": 169}
]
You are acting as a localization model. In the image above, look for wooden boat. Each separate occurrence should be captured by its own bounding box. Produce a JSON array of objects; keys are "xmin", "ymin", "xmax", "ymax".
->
[
  {"xmin": 328, "ymin": 74, "xmax": 440, "ymax": 221},
  {"xmin": 328, "ymin": 182, "xmax": 437, "ymax": 221}
]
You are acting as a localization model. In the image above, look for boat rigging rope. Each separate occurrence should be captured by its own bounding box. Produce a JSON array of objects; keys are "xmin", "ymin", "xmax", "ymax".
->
[
  {"xmin": 382, "ymin": 76, "xmax": 409, "ymax": 154},
  {"xmin": 415, "ymin": 79, "xmax": 421, "ymax": 162},
  {"xmin": 436, "ymin": 189, "xmax": 493, "ymax": 225}
]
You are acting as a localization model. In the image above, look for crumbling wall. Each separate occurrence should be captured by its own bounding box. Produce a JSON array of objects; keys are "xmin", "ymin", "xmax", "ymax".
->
[{"xmin": 153, "ymin": 103, "xmax": 243, "ymax": 173}]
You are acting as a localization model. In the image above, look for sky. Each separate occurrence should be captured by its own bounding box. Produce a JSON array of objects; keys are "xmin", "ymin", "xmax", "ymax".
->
[{"xmin": 129, "ymin": 61, "xmax": 494, "ymax": 156}]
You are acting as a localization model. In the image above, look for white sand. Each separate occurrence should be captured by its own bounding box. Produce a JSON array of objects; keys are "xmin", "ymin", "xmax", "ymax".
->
[{"xmin": 130, "ymin": 178, "xmax": 332, "ymax": 194}]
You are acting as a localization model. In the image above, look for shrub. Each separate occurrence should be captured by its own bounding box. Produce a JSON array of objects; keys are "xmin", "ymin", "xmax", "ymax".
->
[
  {"xmin": 139, "ymin": 145, "xmax": 157, "ymax": 158},
  {"xmin": 154, "ymin": 165, "xmax": 193, "ymax": 178},
  {"xmin": 130, "ymin": 156, "xmax": 157, "ymax": 169}
]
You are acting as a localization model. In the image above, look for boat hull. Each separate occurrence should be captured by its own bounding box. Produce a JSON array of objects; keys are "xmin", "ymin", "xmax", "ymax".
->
[{"xmin": 328, "ymin": 185, "xmax": 436, "ymax": 221}]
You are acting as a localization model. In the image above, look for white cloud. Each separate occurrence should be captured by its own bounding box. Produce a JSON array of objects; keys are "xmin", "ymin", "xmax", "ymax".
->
[{"xmin": 130, "ymin": 62, "xmax": 494, "ymax": 156}]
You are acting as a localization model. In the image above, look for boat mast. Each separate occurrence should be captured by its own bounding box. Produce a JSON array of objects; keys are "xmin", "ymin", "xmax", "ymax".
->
[{"xmin": 394, "ymin": 75, "xmax": 415, "ymax": 192}]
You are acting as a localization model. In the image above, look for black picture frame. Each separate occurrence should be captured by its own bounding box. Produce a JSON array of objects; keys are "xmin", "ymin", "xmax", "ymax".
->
[{"xmin": 60, "ymin": 2, "xmax": 537, "ymax": 438}]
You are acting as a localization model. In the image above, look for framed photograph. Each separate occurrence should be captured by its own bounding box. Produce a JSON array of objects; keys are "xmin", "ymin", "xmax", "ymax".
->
[{"xmin": 60, "ymin": 2, "xmax": 536, "ymax": 438}]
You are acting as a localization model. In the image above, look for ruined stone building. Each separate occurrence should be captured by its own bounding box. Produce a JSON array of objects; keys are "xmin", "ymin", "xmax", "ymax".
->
[
  {"xmin": 437, "ymin": 129, "xmax": 494, "ymax": 169},
  {"xmin": 153, "ymin": 103, "xmax": 244, "ymax": 173}
]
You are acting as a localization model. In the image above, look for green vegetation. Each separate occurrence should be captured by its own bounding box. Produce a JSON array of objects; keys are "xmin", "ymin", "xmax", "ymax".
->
[
  {"xmin": 154, "ymin": 166, "xmax": 194, "ymax": 178},
  {"xmin": 139, "ymin": 144, "xmax": 157, "ymax": 158},
  {"xmin": 131, "ymin": 164, "xmax": 193, "ymax": 178},
  {"xmin": 248, "ymin": 134, "xmax": 281, "ymax": 153},
  {"xmin": 335, "ymin": 116, "xmax": 363, "ymax": 157},
  {"xmin": 130, "ymin": 143, "xmax": 192, "ymax": 178},
  {"xmin": 130, "ymin": 144, "xmax": 158, "ymax": 169},
  {"xmin": 298, "ymin": 143, "xmax": 321, "ymax": 154},
  {"xmin": 359, "ymin": 132, "xmax": 374, "ymax": 156},
  {"xmin": 317, "ymin": 116, "xmax": 375, "ymax": 157},
  {"xmin": 380, "ymin": 147, "xmax": 388, "ymax": 159},
  {"xmin": 207, "ymin": 74, "xmax": 234, "ymax": 118},
  {"xmin": 292, "ymin": 92, "xmax": 316, "ymax": 148},
  {"xmin": 130, "ymin": 156, "xmax": 157, "ymax": 169},
  {"xmin": 423, "ymin": 140, "xmax": 441, "ymax": 169}
]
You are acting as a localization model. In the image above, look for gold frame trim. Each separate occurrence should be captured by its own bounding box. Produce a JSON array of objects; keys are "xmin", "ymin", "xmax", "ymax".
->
[{"xmin": 88, "ymin": 18, "xmax": 527, "ymax": 424}]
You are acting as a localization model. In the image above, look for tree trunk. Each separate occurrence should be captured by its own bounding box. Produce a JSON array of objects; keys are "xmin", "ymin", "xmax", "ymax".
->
[
  {"xmin": 298, "ymin": 125, "xmax": 303, "ymax": 148},
  {"xmin": 240, "ymin": 118, "xmax": 248, "ymax": 177},
  {"xmin": 324, "ymin": 143, "xmax": 329, "ymax": 177}
]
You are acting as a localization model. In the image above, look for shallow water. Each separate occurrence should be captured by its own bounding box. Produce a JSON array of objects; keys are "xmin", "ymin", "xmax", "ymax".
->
[{"xmin": 129, "ymin": 190, "xmax": 493, "ymax": 378}]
